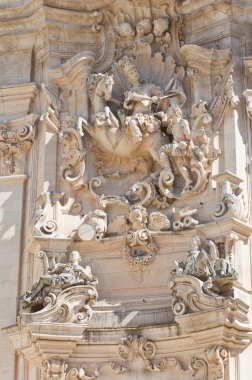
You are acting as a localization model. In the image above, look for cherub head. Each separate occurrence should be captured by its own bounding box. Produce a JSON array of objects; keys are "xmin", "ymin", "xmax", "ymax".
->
[
  {"xmin": 136, "ymin": 18, "xmax": 152, "ymax": 36},
  {"xmin": 118, "ymin": 22, "xmax": 135, "ymax": 37},
  {"xmin": 153, "ymin": 18, "xmax": 169, "ymax": 37},
  {"xmin": 129, "ymin": 204, "xmax": 148, "ymax": 228},
  {"xmin": 168, "ymin": 105, "xmax": 183, "ymax": 121},
  {"xmin": 69, "ymin": 250, "xmax": 81, "ymax": 264}
]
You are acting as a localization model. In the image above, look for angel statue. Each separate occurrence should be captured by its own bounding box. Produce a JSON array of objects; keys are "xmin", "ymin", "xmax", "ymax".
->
[{"xmin": 22, "ymin": 251, "xmax": 98, "ymax": 308}]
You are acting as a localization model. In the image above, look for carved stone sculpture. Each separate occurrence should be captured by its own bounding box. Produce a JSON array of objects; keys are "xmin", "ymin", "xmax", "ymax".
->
[
  {"xmin": 172, "ymin": 236, "xmax": 237, "ymax": 296},
  {"xmin": 212, "ymin": 171, "xmax": 247, "ymax": 222},
  {"xmin": 22, "ymin": 251, "xmax": 98, "ymax": 311},
  {"xmin": 77, "ymin": 209, "xmax": 107, "ymax": 241},
  {"xmin": 122, "ymin": 204, "xmax": 158, "ymax": 273},
  {"xmin": 43, "ymin": 358, "xmax": 68, "ymax": 380},
  {"xmin": 0, "ymin": 115, "xmax": 37, "ymax": 175}
]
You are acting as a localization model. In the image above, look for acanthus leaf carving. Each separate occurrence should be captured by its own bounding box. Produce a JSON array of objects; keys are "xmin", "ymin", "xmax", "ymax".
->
[
  {"xmin": 0, "ymin": 115, "xmax": 37, "ymax": 176},
  {"xmin": 43, "ymin": 358, "xmax": 68, "ymax": 380},
  {"xmin": 204, "ymin": 345, "xmax": 228, "ymax": 380},
  {"xmin": 118, "ymin": 335, "xmax": 156, "ymax": 362}
]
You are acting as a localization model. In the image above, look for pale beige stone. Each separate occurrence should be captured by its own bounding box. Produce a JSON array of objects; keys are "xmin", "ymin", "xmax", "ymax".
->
[{"xmin": 1, "ymin": 1, "xmax": 252, "ymax": 379}]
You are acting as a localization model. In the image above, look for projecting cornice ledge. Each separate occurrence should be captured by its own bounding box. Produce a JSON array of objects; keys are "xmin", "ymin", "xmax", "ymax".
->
[
  {"xmin": 180, "ymin": 44, "xmax": 231, "ymax": 75},
  {"xmin": 170, "ymin": 274, "xmax": 252, "ymax": 356}
]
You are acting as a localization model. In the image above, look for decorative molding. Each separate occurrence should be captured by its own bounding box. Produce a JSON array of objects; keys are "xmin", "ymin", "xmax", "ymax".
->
[
  {"xmin": 0, "ymin": 83, "xmax": 38, "ymax": 119},
  {"xmin": 0, "ymin": 113, "xmax": 38, "ymax": 176},
  {"xmin": 21, "ymin": 250, "xmax": 98, "ymax": 314}
]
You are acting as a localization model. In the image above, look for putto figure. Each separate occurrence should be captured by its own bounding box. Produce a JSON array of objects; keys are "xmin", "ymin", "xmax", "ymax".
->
[{"xmin": 22, "ymin": 251, "xmax": 98, "ymax": 309}]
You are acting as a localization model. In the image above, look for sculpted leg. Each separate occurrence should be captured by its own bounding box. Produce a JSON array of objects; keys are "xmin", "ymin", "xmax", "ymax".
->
[
  {"xmin": 29, "ymin": 276, "xmax": 52, "ymax": 300},
  {"xmin": 77, "ymin": 117, "xmax": 87, "ymax": 137},
  {"xmin": 129, "ymin": 119, "xmax": 142, "ymax": 143}
]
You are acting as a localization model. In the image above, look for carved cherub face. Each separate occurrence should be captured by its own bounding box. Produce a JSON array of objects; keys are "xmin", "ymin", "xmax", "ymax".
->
[
  {"xmin": 136, "ymin": 19, "xmax": 152, "ymax": 36},
  {"xmin": 129, "ymin": 206, "xmax": 148, "ymax": 227},
  {"xmin": 127, "ymin": 67, "xmax": 140, "ymax": 86},
  {"xmin": 118, "ymin": 22, "xmax": 135, "ymax": 37},
  {"xmin": 153, "ymin": 18, "xmax": 169, "ymax": 37},
  {"xmin": 69, "ymin": 250, "xmax": 81, "ymax": 264}
]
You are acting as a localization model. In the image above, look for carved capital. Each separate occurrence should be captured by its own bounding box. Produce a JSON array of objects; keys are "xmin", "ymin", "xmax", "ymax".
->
[
  {"xmin": 43, "ymin": 358, "xmax": 68, "ymax": 380},
  {"xmin": 0, "ymin": 114, "xmax": 38, "ymax": 176},
  {"xmin": 204, "ymin": 345, "xmax": 228, "ymax": 380}
]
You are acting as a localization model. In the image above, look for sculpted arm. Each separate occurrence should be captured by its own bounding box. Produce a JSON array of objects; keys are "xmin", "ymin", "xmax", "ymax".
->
[{"xmin": 123, "ymin": 91, "xmax": 152, "ymax": 110}]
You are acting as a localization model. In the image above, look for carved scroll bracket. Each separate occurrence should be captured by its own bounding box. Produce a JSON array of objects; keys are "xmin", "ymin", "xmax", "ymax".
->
[{"xmin": 212, "ymin": 171, "xmax": 247, "ymax": 222}]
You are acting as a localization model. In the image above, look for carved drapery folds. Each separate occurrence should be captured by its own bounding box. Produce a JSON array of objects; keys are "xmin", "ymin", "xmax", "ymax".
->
[{"xmin": 21, "ymin": 250, "xmax": 98, "ymax": 319}]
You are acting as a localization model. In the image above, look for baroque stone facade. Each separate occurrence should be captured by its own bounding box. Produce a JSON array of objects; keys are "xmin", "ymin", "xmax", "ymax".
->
[{"xmin": 1, "ymin": 0, "xmax": 252, "ymax": 379}]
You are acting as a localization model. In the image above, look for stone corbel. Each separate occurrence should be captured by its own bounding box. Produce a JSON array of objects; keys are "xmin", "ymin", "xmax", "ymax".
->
[
  {"xmin": 32, "ymin": 192, "xmax": 63, "ymax": 238},
  {"xmin": 0, "ymin": 113, "xmax": 38, "ymax": 176},
  {"xmin": 212, "ymin": 171, "xmax": 247, "ymax": 222},
  {"xmin": 191, "ymin": 345, "xmax": 228, "ymax": 380},
  {"xmin": 59, "ymin": 128, "xmax": 86, "ymax": 189},
  {"xmin": 169, "ymin": 274, "xmax": 252, "ymax": 354}
]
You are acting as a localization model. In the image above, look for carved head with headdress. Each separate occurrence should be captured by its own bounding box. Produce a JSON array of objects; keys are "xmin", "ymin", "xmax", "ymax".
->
[
  {"xmin": 117, "ymin": 56, "xmax": 140, "ymax": 87},
  {"xmin": 136, "ymin": 18, "xmax": 152, "ymax": 36}
]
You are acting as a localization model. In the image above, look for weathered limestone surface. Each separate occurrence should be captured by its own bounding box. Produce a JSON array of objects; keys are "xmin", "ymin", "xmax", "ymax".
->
[{"xmin": 1, "ymin": 1, "xmax": 252, "ymax": 379}]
